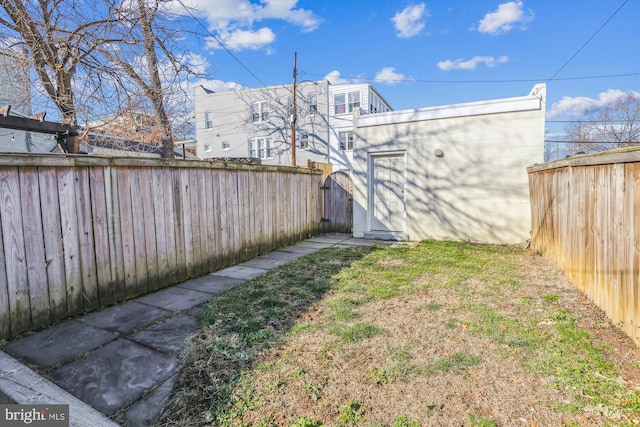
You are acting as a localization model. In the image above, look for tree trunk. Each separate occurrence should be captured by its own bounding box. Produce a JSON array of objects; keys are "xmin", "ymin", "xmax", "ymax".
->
[{"xmin": 138, "ymin": 0, "xmax": 173, "ymax": 159}]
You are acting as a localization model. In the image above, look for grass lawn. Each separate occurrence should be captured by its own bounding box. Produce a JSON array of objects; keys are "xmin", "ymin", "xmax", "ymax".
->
[{"xmin": 158, "ymin": 240, "xmax": 640, "ymax": 426}]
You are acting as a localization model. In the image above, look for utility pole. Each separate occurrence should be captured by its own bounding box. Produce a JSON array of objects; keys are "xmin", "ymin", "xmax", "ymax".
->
[{"xmin": 291, "ymin": 51, "xmax": 297, "ymax": 167}]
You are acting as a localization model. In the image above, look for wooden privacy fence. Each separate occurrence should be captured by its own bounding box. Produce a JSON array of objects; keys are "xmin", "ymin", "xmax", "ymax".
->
[
  {"xmin": 528, "ymin": 147, "xmax": 640, "ymax": 345},
  {"xmin": 0, "ymin": 154, "xmax": 323, "ymax": 340}
]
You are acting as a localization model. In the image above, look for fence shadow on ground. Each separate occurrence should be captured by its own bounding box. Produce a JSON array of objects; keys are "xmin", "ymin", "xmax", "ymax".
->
[{"xmin": 157, "ymin": 245, "xmax": 379, "ymax": 425}]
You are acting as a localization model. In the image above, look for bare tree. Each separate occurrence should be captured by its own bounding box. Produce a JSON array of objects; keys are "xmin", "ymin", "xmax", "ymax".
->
[
  {"xmin": 0, "ymin": 0, "xmax": 120, "ymax": 127},
  {"xmin": 564, "ymin": 93, "xmax": 640, "ymax": 155},
  {"xmin": 0, "ymin": 0, "xmax": 199, "ymax": 157}
]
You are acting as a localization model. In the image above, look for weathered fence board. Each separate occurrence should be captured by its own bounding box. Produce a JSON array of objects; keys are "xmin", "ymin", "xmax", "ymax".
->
[
  {"xmin": 142, "ymin": 167, "xmax": 160, "ymax": 291},
  {"xmin": 19, "ymin": 167, "xmax": 50, "ymax": 330},
  {"xmin": 528, "ymin": 148, "xmax": 640, "ymax": 345},
  {"xmin": 0, "ymin": 167, "xmax": 30, "ymax": 336},
  {"xmin": 90, "ymin": 167, "xmax": 113, "ymax": 306},
  {"xmin": 58, "ymin": 168, "xmax": 82, "ymax": 314},
  {"xmin": 0, "ymin": 210, "xmax": 9, "ymax": 339},
  {"xmin": 40, "ymin": 168, "xmax": 66, "ymax": 322},
  {"xmin": 107, "ymin": 166, "xmax": 126, "ymax": 302},
  {"xmin": 0, "ymin": 154, "xmax": 323, "ymax": 340}
]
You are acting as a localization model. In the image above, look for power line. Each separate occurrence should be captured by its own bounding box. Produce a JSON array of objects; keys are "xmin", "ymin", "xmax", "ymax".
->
[
  {"xmin": 547, "ymin": 119, "xmax": 636, "ymax": 123},
  {"xmin": 545, "ymin": 140, "xmax": 640, "ymax": 144},
  {"xmin": 176, "ymin": 1, "xmax": 268, "ymax": 87},
  {"xmin": 298, "ymin": 70, "xmax": 639, "ymax": 84},
  {"xmin": 546, "ymin": 0, "xmax": 630, "ymax": 82}
]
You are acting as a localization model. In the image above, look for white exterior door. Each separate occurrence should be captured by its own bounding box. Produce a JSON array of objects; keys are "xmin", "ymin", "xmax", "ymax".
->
[{"xmin": 370, "ymin": 153, "xmax": 406, "ymax": 232}]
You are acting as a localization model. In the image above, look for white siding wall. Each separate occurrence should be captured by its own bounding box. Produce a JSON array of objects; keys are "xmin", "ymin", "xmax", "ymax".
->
[
  {"xmin": 328, "ymin": 83, "xmax": 393, "ymax": 171},
  {"xmin": 194, "ymin": 81, "xmax": 330, "ymax": 166},
  {"xmin": 351, "ymin": 84, "xmax": 546, "ymax": 245}
]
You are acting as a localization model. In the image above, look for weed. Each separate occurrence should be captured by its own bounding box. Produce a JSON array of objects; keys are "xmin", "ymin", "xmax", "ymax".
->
[
  {"xmin": 328, "ymin": 296, "xmax": 362, "ymax": 321},
  {"xmin": 336, "ymin": 322, "xmax": 386, "ymax": 342},
  {"xmin": 444, "ymin": 318, "xmax": 459, "ymax": 329},
  {"xmin": 542, "ymin": 294, "xmax": 560, "ymax": 301},
  {"xmin": 255, "ymin": 415, "xmax": 278, "ymax": 427},
  {"xmin": 338, "ymin": 401, "xmax": 365, "ymax": 424},
  {"xmin": 392, "ymin": 414, "xmax": 420, "ymax": 427},
  {"xmin": 467, "ymin": 413, "xmax": 496, "ymax": 427},
  {"xmin": 370, "ymin": 368, "xmax": 393, "ymax": 386},
  {"xmin": 384, "ymin": 343, "xmax": 413, "ymax": 361},
  {"xmin": 290, "ymin": 416, "xmax": 323, "ymax": 427},
  {"xmin": 432, "ymin": 352, "xmax": 482, "ymax": 374},
  {"xmin": 424, "ymin": 302, "xmax": 442, "ymax": 311},
  {"xmin": 303, "ymin": 382, "xmax": 324, "ymax": 401}
]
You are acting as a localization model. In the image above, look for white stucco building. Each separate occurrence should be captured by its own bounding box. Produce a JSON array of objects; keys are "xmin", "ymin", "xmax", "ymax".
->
[
  {"xmin": 351, "ymin": 84, "xmax": 547, "ymax": 245},
  {"xmin": 193, "ymin": 81, "xmax": 392, "ymax": 169}
]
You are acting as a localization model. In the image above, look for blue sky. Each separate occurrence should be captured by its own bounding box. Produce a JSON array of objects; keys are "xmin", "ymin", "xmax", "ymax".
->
[{"xmin": 182, "ymin": 0, "xmax": 640, "ymax": 146}]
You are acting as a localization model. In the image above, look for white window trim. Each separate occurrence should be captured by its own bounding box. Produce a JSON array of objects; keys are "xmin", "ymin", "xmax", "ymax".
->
[
  {"xmin": 249, "ymin": 137, "xmax": 274, "ymax": 159},
  {"xmin": 251, "ymin": 101, "xmax": 269, "ymax": 123},
  {"xmin": 338, "ymin": 131, "xmax": 353, "ymax": 151},
  {"xmin": 334, "ymin": 93, "xmax": 346, "ymax": 115},
  {"xmin": 299, "ymin": 130, "xmax": 309, "ymax": 149},
  {"xmin": 308, "ymin": 92, "xmax": 318, "ymax": 115}
]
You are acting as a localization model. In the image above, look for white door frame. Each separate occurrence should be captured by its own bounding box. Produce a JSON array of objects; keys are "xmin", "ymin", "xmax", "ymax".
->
[{"xmin": 367, "ymin": 151, "xmax": 407, "ymax": 233}]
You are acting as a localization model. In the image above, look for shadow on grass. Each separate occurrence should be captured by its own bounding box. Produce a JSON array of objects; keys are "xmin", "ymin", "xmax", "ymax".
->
[{"xmin": 159, "ymin": 245, "xmax": 379, "ymax": 425}]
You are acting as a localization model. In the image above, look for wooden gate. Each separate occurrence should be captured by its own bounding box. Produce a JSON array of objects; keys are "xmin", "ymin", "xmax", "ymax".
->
[{"xmin": 322, "ymin": 171, "xmax": 353, "ymax": 233}]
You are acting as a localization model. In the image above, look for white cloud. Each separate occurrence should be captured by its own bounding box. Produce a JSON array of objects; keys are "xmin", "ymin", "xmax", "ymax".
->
[
  {"xmin": 179, "ymin": 0, "xmax": 321, "ymax": 52},
  {"xmin": 547, "ymin": 89, "xmax": 640, "ymax": 118},
  {"xmin": 391, "ymin": 3, "xmax": 428, "ymax": 38},
  {"xmin": 375, "ymin": 67, "xmax": 408, "ymax": 84},
  {"xmin": 208, "ymin": 27, "xmax": 276, "ymax": 51},
  {"xmin": 437, "ymin": 55, "xmax": 509, "ymax": 71},
  {"xmin": 323, "ymin": 70, "xmax": 367, "ymax": 85},
  {"xmin": 195, "ymin": 79, "xmax": 244, "ymax": 93},
  {"xmin": 476, "ymin": 1, "xmax": 533, "ymax": 35}
]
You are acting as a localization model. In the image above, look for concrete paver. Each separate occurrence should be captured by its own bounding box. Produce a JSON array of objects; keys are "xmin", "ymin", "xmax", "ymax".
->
[
  {"xmin": 80, "ymin": 301, "xmax": 171, "ymax": 335},
  {"xmin": 134, "ymin": 287, "xmax": 213, "ymax": 311},
  {"xmin": 277, "ymin": 244, "xmax": 320, "ymax": 254},
  {"xmin": 238, "ymin": 257, "xmax": 289, "ymax": 270},
  {"xmin": 123, "ymin": 374, "xmax": 180, "ymax": 427},
  {"xmin": 294, "ymin": 241, "xmax": 334, "ymax": 249},
  {"xmin": 49, "ymin": 339, "xmax": 179, "ymax": 416},
  {"xmin": 3, "ymin": 320, "xmax": 116, "ymax": 369},
  {"xmin": 177, "ymin": 275, "xmax": 243, "ymax": 294},
  {"xmin": 254, "ymin": 250, "xmax": 305, "ymax": 261},
  {"xmin": 129, "ymin": 314, "xmax": 199, "ymax": 355},
  {"xmin": 0, "ymin": 234, "xmax": 389, "ymax": 426},
  {"xmin": 211, "ymin": 265, "xmax": 266, "ymax": 280}
]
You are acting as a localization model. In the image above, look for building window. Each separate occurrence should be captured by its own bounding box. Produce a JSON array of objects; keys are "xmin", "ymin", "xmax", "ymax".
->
[
  {"xmin": 204, "ymin": 144, "xmax": 212, "ymax": 152},
  {"xmin": 339, "ymin": 131, "xmax": 353, "ymax": 151},
  {"xmin": 308, "ymin": 92, "xmax": 318, "ymax": 114},
  {"xmin": 348, "ymin": 91, "xmax": 360, "ymax": 113},
  {"xmin": 249, "ymin": 137, "xmax": 273, "ymax": 159},
  {"xmin": 222, "ymin": 141, "xmax": 230, "ymax": 150},
  {"xmin": 251, "ymin": 101, "xmax": 268, "ymax": 122},
  {"xmin": 299, "ymin": 130, "xmax": 309, "ymax": 149},
  {"xmin": 334, "ymin": 94, "xmax": 346, "ymax": 114},
  {"xmin": 205, "ymin": 111, "xmax": 213, "ymax": 129}
]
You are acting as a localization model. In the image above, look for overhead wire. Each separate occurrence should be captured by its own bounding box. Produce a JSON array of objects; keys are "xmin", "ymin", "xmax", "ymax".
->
[
  {"xmin": 176, "ymin": 1, "xmax": 268, "ymax": 87},
  {"xmin": 546, "ymin": 0, "xmax": 630, "ymax": 82},
  {"xmin": 298, "ymin": 70, "xmax": 640, "ymax": 85}
]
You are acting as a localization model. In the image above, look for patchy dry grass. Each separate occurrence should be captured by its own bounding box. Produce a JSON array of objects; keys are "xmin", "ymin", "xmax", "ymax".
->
[{"xmin": 159, "ymin": 241, "xmax": 640, "ymax": 426}]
